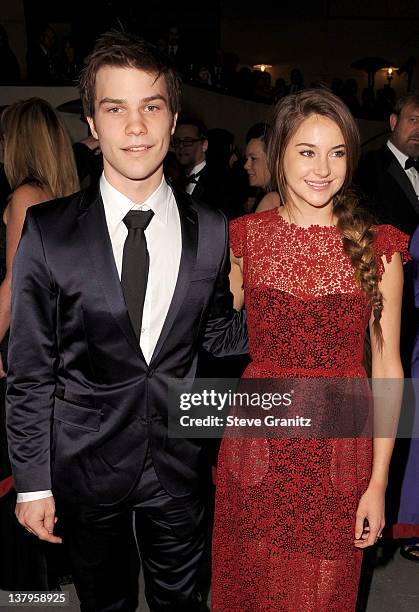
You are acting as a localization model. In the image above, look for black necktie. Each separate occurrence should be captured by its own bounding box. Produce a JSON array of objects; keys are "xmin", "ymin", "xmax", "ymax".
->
[
  {"xmin": 405, "ymin": 157, "xmax": 419, "ymax": 172},
  {"xmin": 121, "ymin": 210, "xmax": 154, "ymax": 339},
  {"xmin": 186, "ymin": 169, "xmax": 204, "ymax": 184}
]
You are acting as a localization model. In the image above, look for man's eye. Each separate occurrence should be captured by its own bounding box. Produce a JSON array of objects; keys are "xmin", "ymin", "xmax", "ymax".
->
[
  {"xmin": 410, "ymin": 117, "xmax": 419, "ymax": 124},
  {"xmin": 145, "ymin": 105, "xmax": 159, "ymax": 112},
  {"xmin": 108, "ymin": 107, "xmax": 122, "ymax": 113}
]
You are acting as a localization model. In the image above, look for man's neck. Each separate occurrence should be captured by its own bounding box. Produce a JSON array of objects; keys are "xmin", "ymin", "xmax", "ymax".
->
[
  {"xmin": 186, "ymin": 159, "xmax": 206, "ymax": 176},
  {"xmin": 103, "ymin": 165, "xmax": 164, "ymax": 204},
  {"xmin": 388, "ymin": 139, "xmax": 408, "ymax": 158}
]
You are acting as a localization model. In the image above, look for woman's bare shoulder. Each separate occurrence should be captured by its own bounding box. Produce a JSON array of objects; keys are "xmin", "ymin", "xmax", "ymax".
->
[
  {"xmin": 255, "ymin": 191, "xmax": 281, "ymax": 213},
  {"xmin": 4, "ymin": 184, "xmax": 50, "ymax": 221}
]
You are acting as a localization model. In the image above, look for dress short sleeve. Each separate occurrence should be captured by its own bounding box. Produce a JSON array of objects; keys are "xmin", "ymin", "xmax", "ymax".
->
[
  {"xmin": 229, "ymin": 215, "xmax": 248, "ymax": 258},
  {"xmin": 373, "ymin": 224, "xmax": 411, "ymax": 278}
]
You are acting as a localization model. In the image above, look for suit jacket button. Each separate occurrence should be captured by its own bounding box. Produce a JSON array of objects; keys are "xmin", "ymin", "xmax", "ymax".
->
[{"xmin": 147, "ymin": 368, "xmax": 155, "ymax": 378}]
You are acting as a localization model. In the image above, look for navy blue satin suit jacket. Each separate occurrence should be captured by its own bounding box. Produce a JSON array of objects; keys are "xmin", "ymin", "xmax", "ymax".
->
[{"xmin": 6, "ymin": 185, "xmax": 247, "ymax": 506}]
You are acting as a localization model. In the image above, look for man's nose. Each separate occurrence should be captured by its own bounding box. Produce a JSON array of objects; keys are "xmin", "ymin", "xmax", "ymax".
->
[{"xmin": 126, "ymin": 111, "xmax": 147, "ymax": 135}]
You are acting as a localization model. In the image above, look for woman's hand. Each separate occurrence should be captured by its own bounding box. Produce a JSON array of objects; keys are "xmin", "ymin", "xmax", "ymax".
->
[
  {"xmin": 354, "ymin": 483, "xmax": 385, "ymax": 548},
  {"xmin": 0, "ymin": 353, "xmax": 6, "ymax": 378}
]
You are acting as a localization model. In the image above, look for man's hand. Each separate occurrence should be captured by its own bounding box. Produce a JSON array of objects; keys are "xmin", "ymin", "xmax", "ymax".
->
[{"xmin": 16, "ymin": 497, "xmax": 62, "ymax": 544}]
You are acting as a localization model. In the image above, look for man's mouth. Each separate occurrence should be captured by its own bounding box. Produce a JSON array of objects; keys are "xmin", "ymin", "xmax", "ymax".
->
[{"xmin": 123, "ymin": 145, "xmax": 152, "ymax": 152}]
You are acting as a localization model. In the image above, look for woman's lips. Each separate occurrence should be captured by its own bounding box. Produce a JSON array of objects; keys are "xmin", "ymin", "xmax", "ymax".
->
[{"xmin": 305, "ymin": 180, "xmax": 332, "ymax": 190}]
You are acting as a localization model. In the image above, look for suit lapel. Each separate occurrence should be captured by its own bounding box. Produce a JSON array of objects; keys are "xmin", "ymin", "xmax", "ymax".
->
[
  {"xmin": 190, "ymin": 166, "xmax": 208, "ymax": 202},
  {"xmin": 191, "ymin": 178, "xmax": 204, "ymax": 202},
  {"xmin": 150, "ymin": 191, "xmax": 198, "ymax": 365},
  {"xmin": 77, "ymin": 186, "xmax": 144, "ymax": 358},
  {"xmin": 387, "ymin": 155, "xmax": 419, "ymax": 217}
]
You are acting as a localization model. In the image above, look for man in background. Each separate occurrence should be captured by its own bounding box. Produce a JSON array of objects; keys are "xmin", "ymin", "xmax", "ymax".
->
[{"xmin": 356, "ymin": 93, "xmax": 419, "ymax": 236}]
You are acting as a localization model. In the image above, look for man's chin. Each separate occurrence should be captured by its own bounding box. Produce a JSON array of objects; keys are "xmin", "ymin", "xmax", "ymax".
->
[
  {"xmin": 119, "ymin": 163, "xmax": 165, "ymax": 182},
  {"xmin": 124, "ymin": 171, "xmax": 162, "ymax": 182}
]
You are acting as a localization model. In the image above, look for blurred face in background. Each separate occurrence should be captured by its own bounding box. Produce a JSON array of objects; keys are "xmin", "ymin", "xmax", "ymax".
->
[
  {"xmin": 168, "ymin": 26, "xmax": 179, "ymax": 45},
  {"xmin": 390, "ymin": 102, "xmax": 419, "ymax": 159},
  {"xmin": 244, "ymin": 137, "xmax": 270, "ymax": 188},
  {"xmin": 63, "ymin": 41, "xmax": 75, "ymax": 62},
  {"xmin": 40, "ymin": 27, "xmax": 55, "ymax": 51},
  {"xmin": 174, "ymin": 124, "xmax": 207, "ymax": 172}
]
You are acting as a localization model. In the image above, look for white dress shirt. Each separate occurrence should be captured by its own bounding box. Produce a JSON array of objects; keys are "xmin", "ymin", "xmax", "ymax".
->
[
  {"xmin": 185, "ymin": 160, "xmax": 206, "ymax": 195},
  {"xmin": 387, "ymin": 140, "xmax": 419, "ymax": 197},
  {"xmin": 18, "ymin": 173, "xmax": 181, "ymax": 502}
]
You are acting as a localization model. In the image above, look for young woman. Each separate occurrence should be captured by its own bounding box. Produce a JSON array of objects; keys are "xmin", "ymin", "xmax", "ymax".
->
[{"xmin": 212, "ymin": 89, "xmax": 407, "ymax": 611}]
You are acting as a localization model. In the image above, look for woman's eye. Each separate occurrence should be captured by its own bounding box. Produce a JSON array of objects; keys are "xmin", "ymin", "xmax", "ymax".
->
[
  {"xmin": 331, "ymin": 150, "xmax": 346, "ymax": 158},
  {"xmin": 301, "ymin": 150, "xmax": 314, "ymax": 157}
]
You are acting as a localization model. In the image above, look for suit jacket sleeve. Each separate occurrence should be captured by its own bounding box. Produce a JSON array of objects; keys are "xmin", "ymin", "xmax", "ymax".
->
[
  {"xmin": 6, "ymin": 211, "xmax": 58, "ymax": 492},
  {"xmin": 200, "ymin": 213, "xmax": 248, "ymax": 357}
]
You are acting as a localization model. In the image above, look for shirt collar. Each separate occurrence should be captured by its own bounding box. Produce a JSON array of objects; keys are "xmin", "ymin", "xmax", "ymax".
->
[
  {"xmin": 387, "ymin": 140, "xmax": 409, "ymax": 169},
  {"xmin": 187, "ymin": 160, "xmax": 206, "ymax": 177},
  {"xmin": 100, "ymin": 173, "xmax": 172, "ymax": 232}
]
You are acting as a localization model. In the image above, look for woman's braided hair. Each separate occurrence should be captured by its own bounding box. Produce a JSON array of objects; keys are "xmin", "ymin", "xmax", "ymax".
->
[{"xmin": 267, "ymin": 88, "xmax": 383, "ymax": 347}]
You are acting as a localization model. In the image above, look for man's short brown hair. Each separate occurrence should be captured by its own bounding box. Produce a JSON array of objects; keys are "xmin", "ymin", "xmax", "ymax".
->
[
  {"xmin": 79, "ymin": 30, "xmax": 182, "ymax": 117},
  {"xmin": 393, "ymin": 93, "xmax": 419, "ymax": 116}
]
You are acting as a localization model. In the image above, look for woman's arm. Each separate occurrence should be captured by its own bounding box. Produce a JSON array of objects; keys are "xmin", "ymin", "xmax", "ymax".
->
[
  {"xmin": 0, "ymin": 185, "xmax": 48, "ymax": 375},
  {"xmin": 354, "ymin": 252, "xmax": 404, "ymax": 548},
  {"xmin": 200, "ymin": 238, "xmax": 247, "ymax": 357},
  {"xmin": 229, "ymin": 249, "xmax": 244, "ymax": 311}
]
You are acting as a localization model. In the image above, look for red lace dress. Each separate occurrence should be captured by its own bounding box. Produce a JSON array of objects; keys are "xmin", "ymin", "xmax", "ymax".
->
[{"xmin": 212, "ymin": 210, "xmax": 409, "ymax": 612}]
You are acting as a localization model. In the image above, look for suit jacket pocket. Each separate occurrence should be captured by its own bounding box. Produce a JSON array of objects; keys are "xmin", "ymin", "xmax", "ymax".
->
[
  {"xmin": 53, "ymin": 397, "xmax": 101, "ymax": 432},
  {"xmin": 190, "ymin": 268, "xmax": 217, "ymax": 282}
]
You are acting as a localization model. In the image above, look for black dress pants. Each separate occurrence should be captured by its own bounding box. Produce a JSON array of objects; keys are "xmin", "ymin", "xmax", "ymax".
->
[{"xmin": 56, "ymin": 452, "xmax": 206, "ymax": 612}]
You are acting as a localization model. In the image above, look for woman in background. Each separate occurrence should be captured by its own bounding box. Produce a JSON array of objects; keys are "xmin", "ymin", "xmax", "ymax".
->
[
  {"xmin": 0, "ymin": 97, "xmax": 79, "ymax": 589},
  {"xmin": 244, "ymin": 122, "xmax": 280, "ymax": 213},
  {"xmin": 0, "ymin": 97, "xmax": 79, "ymax": 363}
]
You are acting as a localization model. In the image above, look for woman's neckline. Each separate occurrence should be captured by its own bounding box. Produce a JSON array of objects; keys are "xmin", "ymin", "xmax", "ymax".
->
[{"xmin": 274, "ymin": 209, "xmax": 338, "ymax": 231}]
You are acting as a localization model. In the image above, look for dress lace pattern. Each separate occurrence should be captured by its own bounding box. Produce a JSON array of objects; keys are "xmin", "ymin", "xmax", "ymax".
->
[{"xmin": 212, "ymin": 210, "xmax": 409, "ymax": 612}]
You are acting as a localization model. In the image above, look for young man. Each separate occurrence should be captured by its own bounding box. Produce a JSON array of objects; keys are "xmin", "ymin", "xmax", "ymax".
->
[{"xmin": 6, "ymin": 32, "xmax": 246, "ymax": 612}]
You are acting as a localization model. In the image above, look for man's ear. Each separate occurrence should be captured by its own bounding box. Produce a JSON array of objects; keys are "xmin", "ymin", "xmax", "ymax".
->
[
  {"xmin": 202, "ymin": 139, "xmax": 209, "ymax": 153},
  {"xmin": 389, "ymin": 113, "xmax": 398, "ymax": 132},
  {"xmin": 86, "ymin": 116, "xmax": 99, "ymax": 140},
  {"xmin": 171, "ymin": 112, "xmax": 178, "ymax": 136}
]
